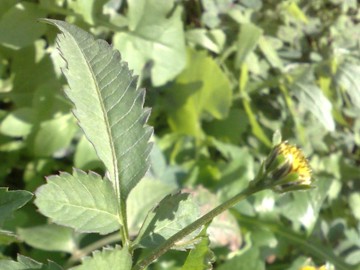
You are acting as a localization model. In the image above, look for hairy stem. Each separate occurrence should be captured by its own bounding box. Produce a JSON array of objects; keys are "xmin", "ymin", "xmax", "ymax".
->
[{"xmin": 132, "ymin": 184, "xmax": 265, "ymax": 270}]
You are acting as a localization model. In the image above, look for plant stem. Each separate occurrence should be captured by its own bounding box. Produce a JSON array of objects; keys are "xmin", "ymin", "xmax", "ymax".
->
[
  {"xmin": 132, "ymin": 184, "xmax": 265, "ymax": 270},
  {"xmin": 120, "ymin": 198, "xmax": 130, "ymax": 247}
]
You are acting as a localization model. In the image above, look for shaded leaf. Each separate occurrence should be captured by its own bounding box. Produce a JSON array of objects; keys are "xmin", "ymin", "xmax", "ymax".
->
[
  {"xmin": 0, "ymin": 188, "xmax": 33, "ymax": 225},
  {"xmin": 0, "ymin": 108, "xmax": 34, "ymax": 137},
  {"xmin": 34, "ymin": 169, "xmax": 120, "ymax": 234},
  {"xmin": 291, "ymin": 81, "xmax": 335, "ymax": 132},
  {"xmin": 113, "ymin": 0, "xmax": 186, "ymax": 86},
  {"xmin": 0, "ymin": 229, "xmax": 19, "ymax": 245},
  {"xmin": 127, "ymin": 178, "xmax": 176, "ymax": 234},
  {"xmin": 165, "ymin": 48, "xmax": 232, "ymax": 138},
  {"xmin": 134, "ymin": 193, "xmax": 201, "ymax": 250},
  {"xmin": 74, "ymin": 135, "xmax": 103, "ymax": 170},
  {"xmin": 0, "ymin": 2, "xmax": 47, "ymax": 49},
  {"xmin": 31, "ymin": 113, "xmax": 78, "ymax": 157},
  {"xmin": 0, "ymin": 254, "xmax": 63, "ymax": 270},
  {"xmin": 335, "ymin": 62, "xmax": 360, "ymax": 109},
  {"xmin": 182, "ymin": 229, "xmax": 215, "ymax": 270}
]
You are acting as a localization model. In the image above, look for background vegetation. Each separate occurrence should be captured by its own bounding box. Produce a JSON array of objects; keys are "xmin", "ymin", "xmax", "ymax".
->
[{"xmin": 1, "ymin": 0, "xmax": 360, "ymax": 269}]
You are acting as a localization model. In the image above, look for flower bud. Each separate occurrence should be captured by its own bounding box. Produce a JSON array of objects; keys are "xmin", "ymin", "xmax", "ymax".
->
[{"xmin": 264, "ymin": 141, "xmax": 313, "ymax": 193}]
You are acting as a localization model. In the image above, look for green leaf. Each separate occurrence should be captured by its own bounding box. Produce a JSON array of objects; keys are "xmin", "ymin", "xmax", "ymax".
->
[
  {"xmin": 134, "ymin": 193, "xmax": 201, "ymax": 250},
  {"xmin": 31, "ymin": 113, "xmax": 78, "ymax": 157},
  {"xmin": 0, "ymin": 254, "xmax": 62, "ymax": 270},
  {"xmin": 9, "ymin": 40, "xmax": 59, "ymax": 107},
  {"xmin": 236, "ymin": 214, "xmax": 353, "ymax": 270},
  {"xmin": 44, "ymin": 19, "xmax": 153, "ymax": 200},
  {"xmin": 190, "ymin": 186, "xmax": 241, "ymax": 249},
  {"xmin": 349, "ymin": 193, "xmax": 360, "ymax": 221},
  {"xmin": 276, "ymin": 174, "xmax": 331, "ymax": 232},
  {"xmin": 74, "ymin": 135, "xmax": 103, "ymax": 170},
  {"xmin": 68, "ymin": 0, "xmax": 108, "ymax": 25},
  {"xmin": 0, "ymin": 188, "xmax": 33, "ymax": 225},
  {"xmin": 238, "ymin": 64, "xmax": 271, "ymax": 146},
  {"xmin": 0, "ymin": 108, "xmax": 34, "ymax": 137},
  {"xmin": 186, "ymin": 29, "xmax": 225, "ymax": 54},
  {"xmin": 127, "ymin": 178, "xmax": 176, "ymax": 234},
  {"xmin": 236, "ymin": 23, "xmax": 263, "ymax": 67},
  {"xmin": 165, "ymin": 48, "xmax": 232, "ymax": 138},
  {"xmin": 34, "ymin": 169, "xmax": 120, "ymax": 234},
  {"xmin": 18, "ymin": 224, "xmax": 76, "ymax": 253},
  {"xmin": 291, "ymin": 81, "xmax": 335, "ymax": 132},
  {"xmin": 113, "ymin": 0, "xmax": 186, "ymax": 86},
  {"xmin": 181, "ymin": 230, "xmax": 215, "ymax": 270},
  {"xmin": 217, "ymin": 246, "xmax": 265, "ymax": 270},
  {"xmin": 70, "ymin": 246, "xmax": 132, "ymax": 270},
  {"xmin": 335, "ymin": 62, "xmax": 360, "ymax": 109},
  {"xmin": 0, "ymin": 2, "xmax": 47, "ymax": 49},
  {"xmin": 0, "ymin": 229, "xmax": 19, "ymax": 245},
  {"xmin": 258, "ymin": 36, "xmax": 284, "ymax": 70}
]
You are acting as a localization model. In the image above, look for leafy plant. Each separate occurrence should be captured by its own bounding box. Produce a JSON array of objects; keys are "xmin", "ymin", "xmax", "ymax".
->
[{"xmin": 1, "ymin": 1, "xmax": 360, "ymax": 270}]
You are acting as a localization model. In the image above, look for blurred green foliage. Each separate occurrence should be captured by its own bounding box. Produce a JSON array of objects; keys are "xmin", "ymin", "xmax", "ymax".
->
[{"xmin": 0, "ymin": 0, "xmax": 360, "ymax": 269}]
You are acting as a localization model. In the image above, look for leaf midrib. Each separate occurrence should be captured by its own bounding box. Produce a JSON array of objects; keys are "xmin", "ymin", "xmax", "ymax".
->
[{"xmin": 69, "ymin": 32, "xmax": 120, "ymax": 200}]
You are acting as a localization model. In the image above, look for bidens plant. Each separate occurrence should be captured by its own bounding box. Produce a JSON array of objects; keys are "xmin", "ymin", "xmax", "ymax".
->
[{"xmin": 25, "ymin": 20, "xmax": 315, "ymax": 270}]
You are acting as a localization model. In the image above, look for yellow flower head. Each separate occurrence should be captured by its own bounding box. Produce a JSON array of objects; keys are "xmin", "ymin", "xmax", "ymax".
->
[{"xmin": 264, "ymin": 141, "xmax": 313, "ymax": 192}]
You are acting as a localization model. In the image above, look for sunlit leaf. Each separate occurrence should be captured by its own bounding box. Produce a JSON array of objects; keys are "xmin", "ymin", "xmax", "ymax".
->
[
  {"xmin": 70, "ymin": 246, "xmax": 131, "ymax": 270},
  {"xmin": 44, "ymin": 19, "xmax": 153, "ymax": 200},
  {"xmin": 35, "ymin": 169, "xmax": 120, "ymax": 234}
]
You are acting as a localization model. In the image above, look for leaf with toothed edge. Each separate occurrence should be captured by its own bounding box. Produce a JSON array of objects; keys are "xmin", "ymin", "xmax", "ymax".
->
[
  {"xmin": 41, "ymin": 19, "xmax": 153, "ymax": 202},
  {"xmin": 70, "ymin": 246, "xmax": 132, "ymax": 270},
  {"xmin": 34, "ymin": 169, "xmax": 121, "ymax": 234}
]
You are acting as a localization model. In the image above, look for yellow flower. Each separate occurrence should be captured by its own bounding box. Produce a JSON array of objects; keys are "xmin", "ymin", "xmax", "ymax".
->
[
  {"xmin": 300, "ymin": 266, "xmax": 326, "ymax": 270},
  {"xmin": 264, "ymin": 141, "xmax": 313, "ymax": 192}
]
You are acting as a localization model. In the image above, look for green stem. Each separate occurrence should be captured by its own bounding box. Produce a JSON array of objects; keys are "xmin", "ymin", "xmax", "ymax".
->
[
  {"xmin": 120, "ymin": 198, "xmax": 130, "ymax": 247},
  {"xmin": 132, "ymin": 184, "xmax": 266, "ymax": 270}
]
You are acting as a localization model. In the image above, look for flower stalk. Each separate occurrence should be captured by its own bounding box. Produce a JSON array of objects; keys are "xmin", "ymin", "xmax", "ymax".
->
[{"xmin": 133, "ymin": 140, "xmax": 313, "ymax": 270}]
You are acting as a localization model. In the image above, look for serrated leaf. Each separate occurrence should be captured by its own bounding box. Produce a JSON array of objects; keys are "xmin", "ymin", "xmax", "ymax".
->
[
  {"xmin": 34, "ymin": 169, "xmax": 120, "ymax": 234},
  {"xmin": 70, "ymin": 246, "xmax": 131, "ymax": 270},
  {"xmin": 44, "ymin": 19, "xmax": 153, "ymax": 201},
  {"xmin": 113, "ymin": 0, "xmax": 186, "ymax": 86},
  {"xmin": 134, "ymin": 193, "xmax": 201, "ymax": 250},
  {"xmin": 0, "ymin": 188, "xmax": 33, "ymax": 225},
  {"xmin": 181, "ymin": 229, "xmax": 215, "ymax": 270},
  {"xmin": 18, "ymin": 224, "xmax": 76, "ymax": 253}
]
